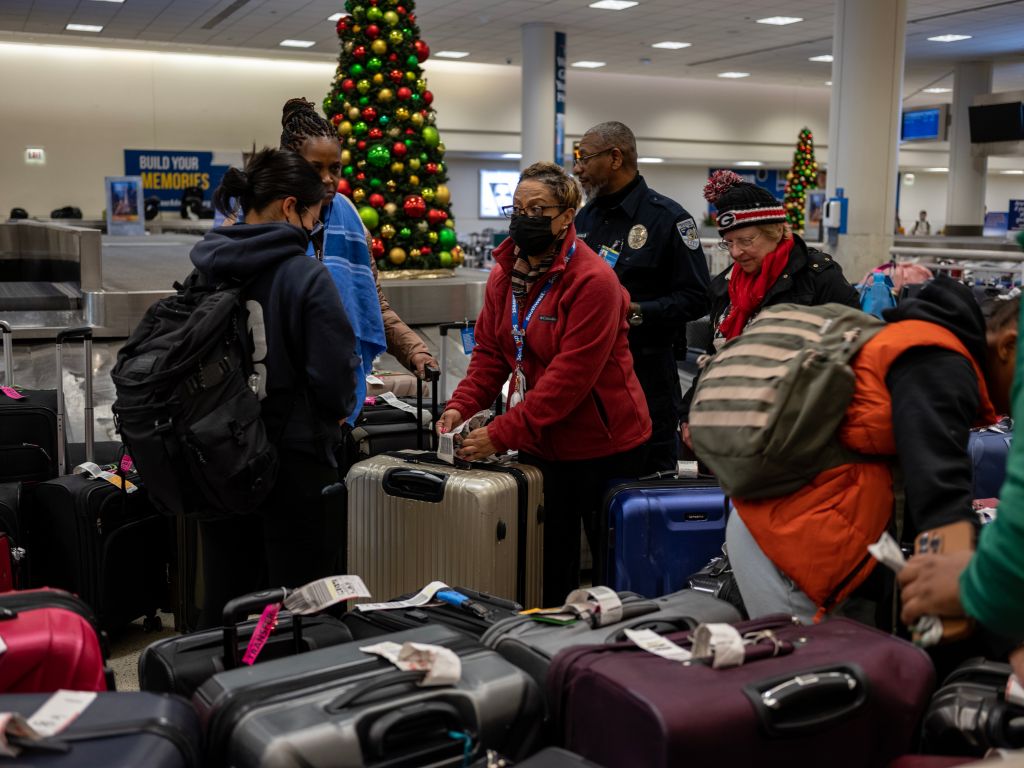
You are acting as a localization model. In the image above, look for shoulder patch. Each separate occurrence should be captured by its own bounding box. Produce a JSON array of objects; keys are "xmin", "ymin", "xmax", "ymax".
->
[{"xmin": 676, "ymin": 217, "xmax": 701, "ymax": 251}]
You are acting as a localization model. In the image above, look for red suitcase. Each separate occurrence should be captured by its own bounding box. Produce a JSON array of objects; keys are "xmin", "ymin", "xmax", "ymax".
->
[
  {"xmin": 0, "ymin": 588, "xmax": 110, "ymax": 692},
  {"xmin": 548, "ymin": 614, "xmax": 935, "ymax": 768}
]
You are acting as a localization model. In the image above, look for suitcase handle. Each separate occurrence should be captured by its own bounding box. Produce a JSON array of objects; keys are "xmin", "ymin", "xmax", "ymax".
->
[
  {"xmin": 365, "ymin": 701, "xmax": 467, "ymax": 761},
  {"xmin": 416, "ymin": 364, "xmax": 440, "ymax": 450},
  {"xmin": 0, "ymin": 320, "xmax": 12, "ymax": 387},
  {"xmin": 382, "ymin": 467, "xmax": 446, "ymax": 503},
  {"xmin": 746, "ymin": 664, "xmax": 867, "ymax": 736},
  {"xmin": 605, "ymin": 614, "xmax": 698, "ymax": 642},
  {"xmin": 221, "ymin": 587, "xmax": 302, "ymax": 670},
  {"xmin": 327, "ymin": 669, "xmax": 428, "ymax": 711}
]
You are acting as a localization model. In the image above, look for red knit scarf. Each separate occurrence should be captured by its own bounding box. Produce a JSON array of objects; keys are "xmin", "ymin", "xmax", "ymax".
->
[{"xmin": 718, "ymin": 236, "xmax": 796, "ymax": 340}]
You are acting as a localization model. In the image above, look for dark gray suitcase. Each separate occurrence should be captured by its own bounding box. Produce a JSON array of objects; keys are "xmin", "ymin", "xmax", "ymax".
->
[
  {"xmin": 480, "ymin": 588, "xmax": 741, "ymax": 690},
  {"xmin": 0, "ymin": 691, "xmax": 201, "ymax": 767},
  {"xmin": 193, "ymin": 624, "xmax": 543, "ymax": 768}
]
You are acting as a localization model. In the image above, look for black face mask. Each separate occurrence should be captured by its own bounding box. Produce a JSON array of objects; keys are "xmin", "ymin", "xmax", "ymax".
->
[{"xmin": 509, "ymin": 214, "xmax": 558, "ymax": 257}]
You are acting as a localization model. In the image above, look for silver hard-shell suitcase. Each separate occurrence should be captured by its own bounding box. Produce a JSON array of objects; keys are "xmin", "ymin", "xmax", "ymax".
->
[
  {"xmin": 193, "ymin": 624, "xmax": 544, "ymax": 768},
  {"xmin": 346, "ymin": 450, "xmax": 543, "ymax": 608}
]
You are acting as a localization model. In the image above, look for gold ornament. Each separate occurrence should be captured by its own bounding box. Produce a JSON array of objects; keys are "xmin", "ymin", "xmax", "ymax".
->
[
  {"xmin": 387, "ymin": 127, "xmax": 401, "ymax": 138},
  {"xmin": 380, "ymin": 224, "xmax": 396, "ymax": 240},
  {"xmin": 453, "ymin": 250, "xmax": 464, "ymax": 266},
  {"xmin": 409, "ymin": 248, "xmax": 421, "ymax": 259},
  {"xmin": 395, "ymin": 107, "xmax": 410, "ymax": 121},
  {"xmin": 427, "ymin": 231, "xmax": 438, "ymax": 244},
  {"xmin": 347, "ymin": 136, "xmax": 357, "ymax": 147},
  {"xmin": 410, "ymin": 113, "xmax": 424, "ymax": 128},
  {"xmin": 386, "ymin": 180, "xmax": 397, "ymax": 192},
  {"xmin": 415, "ymin": 78, "xmax": 427, "ymax": 93},
  {"xmin": 353, "ymin": 188, "xmax": 366, "ymax": 203},
  {"xmin": 341, "ymin": 149, "xmax": 351, "ymax": 164},
  {"xmin": 445, "ymin": 218, "xmax": 454, "ymax": 229},
  {"xmin": 348, "ymin": 107, "xmax": 361, "ymax": 121},
  {"xmin": 390, "ymin": 161, "xmax": 405, "ymax": 174},
  {"xmin": 372, "ymin": 73, "xmax": 385, "ymax": 86},
  {"xmin": 434, "ymin": 184, "xmax": 450, "ymax": 205},
  {"xmin": 422, "ymin": 188, "xmax": 435, "ymax": 202},
  {"xmin": 408, "ymin": 174, "xmax": 420, "ymax": 186},
  {"xmin": 405, "ymin": 71, "xmax": 416, "ymax": 82},
  {"xmin": 337, "ymin": 121, "xmax": 353, "ymax": 136},
  {"xmin": 378, "ymin": 88, "xmax": 394, "ymax": 103},
  {"xmin": 417, "ymin": 220, "xmax": 428, "ymax": 232},
  {"xmin": 384, "ymin": 202, "xmax": 398, "ymax": 216},
  {"xmin": 437, "ymin": 142, "xmax": 446, "ymax": 154},
  {"xmin": 408, "ymin": 157, "xmax": 421, "ymax": 171},
  {"xmin": 370, "ymin": 39, "xmax": 387, "ymax": 55},
  {"xmin": 388, "ymin": 247, "xmax": 407, "ymax": 265}
]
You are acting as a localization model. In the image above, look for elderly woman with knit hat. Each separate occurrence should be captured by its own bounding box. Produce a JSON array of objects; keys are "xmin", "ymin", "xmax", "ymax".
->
[{"xmin": 680, "ymin": 171, "xmax": 859, "ymax": 447}]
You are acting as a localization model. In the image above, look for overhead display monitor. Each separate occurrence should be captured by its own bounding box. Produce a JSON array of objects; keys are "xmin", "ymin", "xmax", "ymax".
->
[
  {"xmin": 969, "ymin": 102, "xmax": 1024, "ymax": 143},
  {"xmin": 479, "ymin": 169, "xmax": 519, "ymax": 219},
  {"xmin": 901, "ymin": 106, "xmax": 947, "ymax": 142}
]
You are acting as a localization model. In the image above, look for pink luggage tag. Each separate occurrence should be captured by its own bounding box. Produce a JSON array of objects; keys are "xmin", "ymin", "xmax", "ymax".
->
[
  {"xmin": 0, "ymin": 386, "xmax": 23, "ymax": 400},
  {"xmin": 119, "ymin": 454, "xmax": 135, "ymax": 474},
  {"xmin": 364, "ymin": 396, "xmax": 378, "ymax": 406},
  {"xmin": 242, "ymin": 602, "xmax": 281, "ymax": 665}
]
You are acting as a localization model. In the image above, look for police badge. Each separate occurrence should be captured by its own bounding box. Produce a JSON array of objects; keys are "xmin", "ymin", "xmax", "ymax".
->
[
  {"xmin": 627, "ymin": 224, "xmax": 648, "ymax": 249},
  {"xmin": 676, "ymin": 217, "xmax": 701, "ymax": 250}
]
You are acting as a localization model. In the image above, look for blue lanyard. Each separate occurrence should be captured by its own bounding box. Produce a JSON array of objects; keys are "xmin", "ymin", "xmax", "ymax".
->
[{"xmin": 510, "ymin": 243, "xmax": 575, "ymax": 364}]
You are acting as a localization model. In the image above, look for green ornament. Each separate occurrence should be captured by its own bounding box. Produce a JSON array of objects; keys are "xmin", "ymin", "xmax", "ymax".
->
[
  {"xmin": 352, "ymin": 5, "xmax": 366, "ymax": 19},
  {"xmin": 366, "ymin": 6, "xmax": 383, "ymax": 22},
  {"xmin": 383, "ymin": 10, "xmax": 399, "ymax": 26},
  {"xmin": 369, "ymin": 177, "xmax": 382, "ymax": 188},
  {"xmin": 406, "ymin": 54, "xmax": 419, "ymax": 68},
  {"xmin": 402, "ymin": 27, "xmax": 411, "ymax": 38},
  {"xmin": 367, "ymin": 144, "xmax": 392, "ymax": 167},
  {"xmin": 367, "ymin": 57, "xmax": 383, "ymax": 73},
  {"xmin": 410, "ymin": 93, "xmax": 421, "ymax": 103},
  {"xmin": 388, "ymin": 30, "xmax": 404, "ymax": 46},
  {"xmin": 343, "ymin": 165, "xmax": 354, "ymax": 176},
  {"xmin": 354, "ymin": 121, "xmax": 368, "ymax": 135},
  {"xmin": 350, "ymin": 63, "xmax": 365, "ymax": 77},
  {"xmin": 358, "ymin": 205, "xmax": 379, "ymax": 230},
  {"xmin": 438, "ymin": 228, "xmax": 457, "ymax": 249},
  {"xmin": 419, "ymin": 151, "xmax": 429, "ymax": 161},
  {"xmin": 379, "ymin": 115, "xmax": 390, "ymax": 126},
  {"xmin": 398, "ymin": 227, "xmax": 412, "ymax": 240},
  {"xmin": 356, "ymin": 79, "xmax": 371, "ymax": 95},
  {"xmin": 358, "ymin": 96, "xmax": 370, "ymax": 106}
]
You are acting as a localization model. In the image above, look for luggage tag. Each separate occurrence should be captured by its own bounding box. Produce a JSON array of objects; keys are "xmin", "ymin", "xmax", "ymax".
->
[
  {"xmin": 0, "ymin": 386, "xmax": 23, "ymax": 400},
  {"xmin": 359, "ymin": 640, "xmax": 462, "ymax": 687},
  {"xmin": 366, "ymin": 374, "xmax": 385, "ymax": 386},
  {"xmin": 241, "ymin": 602, "xmax": 280, "ymax": 666},
  {"xmin": 283, "ymin": 575, "xmax": 371, "ymax": 615},
  {"xmin": 73, "ymin": 462, "xmax": 137, "ymax": 494},
  {"xmin": 624, "ymin": 628, "xmax": 693, "ymax": 663},
  {"xmin": 378, "ymin": 391, "xmax": 432, "ymax": 427},
  {"xmin": 26, "ymin": 691, "xmax": 96, "ymax": 738},
  {"xmin": 868, "ymin": 532, "xmax": 944, "ymax": 646},
  {"xmin": 355, "ymin": 580, "xmax": 450, "ymax": 613},
  {"xmin": 523, "ymin": 586, "xmax": 624, "ymax": 627},
  {"xmin": 691, "ymin": 623, "xmax": 746, "ymax": 668},
  {"xmin": 461, "ymin": 326, "xmax": 476, "ymax": 355}
]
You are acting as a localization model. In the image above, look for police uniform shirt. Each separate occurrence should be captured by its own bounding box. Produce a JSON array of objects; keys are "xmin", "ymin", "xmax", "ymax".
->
[{"xmin": 575, "ymin": 175, "xmax": 711, "ymax": 350}]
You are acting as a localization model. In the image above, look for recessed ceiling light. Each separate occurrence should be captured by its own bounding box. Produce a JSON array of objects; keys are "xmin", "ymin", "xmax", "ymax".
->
[
  {"xmin": 435, "ymin": 51, "xmax": 470, "ymax": 59},
  {"xmin": 757, "ymin": 16, "xmax": 803, "ymax": 25},
  {"xmin": 718, "ymin": 72, "xmax": 750, "ymax": 79},
  {"xmin": 327, "ymin": 13, "xmax": 347, "ymax": 22},
  {"xmin": 65, "ymin": 23, "xmax": 103, "ymax": 32},
  {"xmin": 572, "ymin": 61, "xmax": 606, "ymax": 68},
  {"xmin": 809, "ymin": 54, "xmax": 833, "ymax": 62},
  {"xmin": 735, "ymin": 161, "xmax": 763, "ymax": 167},
  {"xmin": 638, "ymin": 157, "xmax": 664, "ymax": 163},
  {"xmin": 90, "ymin": 0, "xmax": 125, "ymax": 3},
  {"xmin": 825, "ymin": 80, "xmax": 832, "ymax": 86},
  {"xmin": 928, "ymin": 34, "xmax": 972, "ymax": 43},
  {"xmin": 923, "ymin": 87, "xmax": 952, "ymax": 93},
  {"xmin": 651, "ymin": 41, "xmax": 691, "ymax": 49},
  {"xmin": 1000, "ymin": 170, "xmax": 1024, "ymax": 175},
  {"xmin": 923, "ymin": 167, "xmax": 949, "ymax": 172},
  {"xmin": 588, "ymin": 0, "xmax": 638, "ymax": 9},
  {"xmin": 501, "ymin": 153, "xmax": 522, "ymax": 159},
  {"xmin": 280, "ymin": 39, "xmax": 316, "ymax": 48}
]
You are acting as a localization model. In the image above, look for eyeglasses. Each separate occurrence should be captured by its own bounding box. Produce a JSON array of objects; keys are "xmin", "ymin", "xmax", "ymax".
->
[
  {"xmin": 572, "ymin": 147, "xmax": 613, "ymax": 165},
  {"xmin": 716, "ymin": 232, "xmax": 763, "ymax": 252},
  {"xmin": 501, "ymin": 205, "xmax": 566, "ymax": 219}
]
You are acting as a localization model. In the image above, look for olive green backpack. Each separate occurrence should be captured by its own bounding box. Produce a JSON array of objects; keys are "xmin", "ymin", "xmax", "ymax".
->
[{"xmin": 689, "ymin": 303, "xmax": 884, "ymax": 499}]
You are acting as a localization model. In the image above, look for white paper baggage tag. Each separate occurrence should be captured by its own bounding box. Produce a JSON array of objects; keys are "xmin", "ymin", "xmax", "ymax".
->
[
  {"xmin": 0, "ymin": 713, "xmax": 45, "ymax": 758},
  {"xmin": 282, "ymin": 575, "xmax": 370, "ymax": 615},
  {"xmin": 366, "ymin": 374, "xmax": 385, "ymax": 386},
  {"xmin": 624, "ymin": 628, "xmax": 693, "ymax": 663},
  {"xmin": 27, "ymin": 690, "xmax": 96, "ymax": 737},
  {"xmin": 73, "ymin": 461, "xmax": 138, "ymax": 494},
  {"xmin": 868, "ymin": 533, "xmax": 944, "ymax": 647},
  {"xmin": 360, "ymin": 641, "xmax": 462, "ymax": 686},
  {"xmin": 692, "ymin": 623, "xmax": 746, "ymax": 668},
  {"xmin": 437, "ymin": 432, "xmax": 456, "ymax": 465},
  {"xmin": 676, "ymin": 461, "xmax": 699, "ymax": 479},
  {"xmin": 563, "ymin": 586, "xmax": 623, "ymax": 626},
  {"xmin": 355, "ymin": 581, "xmax": 450, "ymax": 612}
]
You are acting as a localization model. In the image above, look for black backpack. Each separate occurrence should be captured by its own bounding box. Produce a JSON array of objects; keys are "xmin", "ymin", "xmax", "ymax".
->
[{"xmin": 111, "ymin": 271, "xmax": 277, "ymax": 519}]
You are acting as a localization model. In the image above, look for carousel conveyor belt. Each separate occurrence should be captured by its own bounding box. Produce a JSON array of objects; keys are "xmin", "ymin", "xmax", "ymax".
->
[{"xmin": 0, "ymin": 281, "xmax": 82, "ymax": 311}]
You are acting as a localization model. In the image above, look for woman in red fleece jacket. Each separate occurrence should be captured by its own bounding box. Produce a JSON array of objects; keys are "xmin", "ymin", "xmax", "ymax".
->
[{"xmin": 437, "ymin": 161, "xmax": 652, "ymax": 606}]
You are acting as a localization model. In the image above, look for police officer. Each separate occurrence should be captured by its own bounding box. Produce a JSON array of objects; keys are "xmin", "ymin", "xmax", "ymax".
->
[{"xmin": 573, "ymin": 121, "xmax": 710, "ymax": 471}]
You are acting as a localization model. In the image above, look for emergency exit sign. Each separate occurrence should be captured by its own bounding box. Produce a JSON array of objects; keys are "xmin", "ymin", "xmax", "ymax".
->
[{"xmin": 25, "ymin": 148, "xmax": 46, "ymax": 165}]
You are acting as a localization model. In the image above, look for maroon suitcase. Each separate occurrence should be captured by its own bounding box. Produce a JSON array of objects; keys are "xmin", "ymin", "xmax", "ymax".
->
[
  {"xmin": 548, "ymin": 614, "xmax": 935, "ymax": 768},
  {"xmin": 888, "ymin": 758, "xmax": 977, "ymax": 768}
]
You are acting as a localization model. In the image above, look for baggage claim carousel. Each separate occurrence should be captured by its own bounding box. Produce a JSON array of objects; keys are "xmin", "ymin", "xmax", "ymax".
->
[{"xmin": 0, "ymin": 219, "xmax": 490, "ymax": 340}]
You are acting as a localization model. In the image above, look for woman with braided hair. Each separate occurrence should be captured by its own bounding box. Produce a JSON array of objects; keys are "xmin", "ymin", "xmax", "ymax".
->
[{"xmin": 279, "ymin": 98, "xmax": 437, "ymax": 416}]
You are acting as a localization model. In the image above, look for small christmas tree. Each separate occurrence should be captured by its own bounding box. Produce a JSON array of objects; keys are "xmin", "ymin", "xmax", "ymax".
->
[
  {"xmin": 327, "ymin": 1, "xmax": 460, "ymax": 271},
  {"xmin": 783, "ymin": 127, "xmax": 818, "ymax": 234}
]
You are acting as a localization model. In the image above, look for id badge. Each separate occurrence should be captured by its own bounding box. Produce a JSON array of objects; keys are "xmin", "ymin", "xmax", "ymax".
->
[
  {"xmin": 508, "ymin": 368, "xmax": 527, "ymax": 409},
  {"xmin": 460, "ymin": 326, "xmax": 476, "ymax": 354},
  {"xmin": 597, "ymin": 245, "xmax": 620, "ymax": 269}
]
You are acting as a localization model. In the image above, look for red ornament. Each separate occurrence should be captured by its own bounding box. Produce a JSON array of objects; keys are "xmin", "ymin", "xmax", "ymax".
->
[
  {"xmin": 366, "ymin": 24, "xmax": 380, "ymax": 39},
  {"xmin": 336, "ymin": 178, "xmax": 352, "ymax": 197},
  {"xmin": 404, "ymin": 129, "xmax": 415, "ymax": 136},
  {"xmin": 357, "ymin": 140, "xmax": 367, "ymax": 150},
  {"xmin": 368, "ymin": 127, "xmax": 383, "ymax": 139},
  {"xmin": 392, "ymin": 141, "xmax": 408, "ymax": 157},
  {"xmin": 397, "ymin": 86, "xmax": 412, "ymax": 101},
  {"xmin": 340, "ymin": 78, "xmax": 356, "ymax": 93},
  {"xmin": 336, "ymin": 18, "xmax": 348, "ymax": 34},
  {"xmin": 361, "ymin": 106, "xmax": 377, "ymax": 122},
  {"xmin": 427, "ymin": 208, "xmax": 448, "ymax": 226},
  {"xmin": 413, "ymin": 40, "xmax": 430, "ymax": 62},
  {"xmin": 419, "ymin": 109, "xmax": 429, "ymax": 117},
  {"xmin": 424, "ymin": 162, "xmax": 438, "ymax": 176},
  {"xmin": 409, "ymin": 13, "xmax": 416, "ymax": 23},
  {"xmin": 371, "ymin": 238, "xmax": 385, "ymax": 258},
  {"xmin": 331, "ymin": 113, "xmax": 343, "ymax": 126},
  {"xmin": 420, "ymin": 246, "xmax": 431, "ymax": 256},
  {"xmin": 368, "ymin": 193, "xmax": 386, "ymax": 208},
  {"xmin": 403, "ymin": 195, "xmax": 427, "ymax": 219},
  {"xmin": 353, "ymin": 45, "xmax": 367, "ymax": 61},
  {"xmin": 369, "ymin": 0, "xmax": 378, "ymax": 5},
  {"xmin": 422, "ymin": 90, "xmax": 433, "ymax": 105},
  {"xmin": 389, "ymin": 68, "xmax": 403, "ymax": 83},
  {"xmin": 356, "ymin": 172, "xmax": 366, "ymax": 181},
  {"xmin": 396, "ymin": 6, "xmax": 406, "ymax": 14}
]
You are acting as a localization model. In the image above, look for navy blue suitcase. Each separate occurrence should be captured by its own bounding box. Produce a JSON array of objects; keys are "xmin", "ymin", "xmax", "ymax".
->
[
  {"xmin": 968, "ymin": 423, "xmax": 1012, "ymax": 499},
  {"xmin": 596, "ymin": 476, "xmax": 728, "ymax": 598},
  {"xmin": 0, "ymin": 691, "xmax": 201, "ymax": 767}
]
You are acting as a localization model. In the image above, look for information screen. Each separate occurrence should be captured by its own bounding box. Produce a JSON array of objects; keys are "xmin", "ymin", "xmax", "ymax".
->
[
  {"xmin": 901, "ymin": 108, "xmax": 943, "ymax": 142},
  {"xmin": 479, "ymin": 169, "xmax": 520, "ymax": 219}
]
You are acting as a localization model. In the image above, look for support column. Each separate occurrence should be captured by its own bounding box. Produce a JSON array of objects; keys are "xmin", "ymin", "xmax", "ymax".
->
[
  {"xmin": 520, "ymin": 23, "xmax": 564, "ymax": 169},
  {"xmin": 945, "ymin": 62, "xmax": 993, "ymax": 236},
  {"xmin": 826, "ymin": 0, "xmax": 907, "ymax": 280}
]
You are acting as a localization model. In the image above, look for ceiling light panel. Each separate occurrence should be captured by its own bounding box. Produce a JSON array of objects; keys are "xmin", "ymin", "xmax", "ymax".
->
[
  {"xmin": 927, "ymin": 35, "xmax": 972, "ymax": 43},
  {"xmin": 757, "ymin": 17, "xmax": 803, "ymax": 25},
  {"xmin": 66, "ymin": 24, "xmax": 104, "ymax": 32},
  {"xmin": 588, "ymin": 0, "xmax": 639, "ymax": 9},
  {"xmin": 718, "ymin": 72, "xmax": 750, "ymax": 79},
  {"xmin": 651, "ymin": 41, "xmax": 691, "ymax": 50},
  {"xmin": 435, "ymin": 51, "xmax": 470, "ymax": 58},
  {"xmin": 809, "ymin": 54, "xmax": 833, "ymax": 62},
  {"xmin": 923, "ymin": 87, "xmax": 952, "ymax": 93},
  {"xmin": 638, "ymin": 157, "xmax": 664, "ymax": 163},
  {"xmin": 572, "ymin": 61, "xmax": 607, "ymax": 68},
  {"xmin": 734, "ymin": 161, "xmax": 763, "ymax": 166},
  {"xmin": 279, "ymin": 40, "xmax": 315, "ymax": 48}
]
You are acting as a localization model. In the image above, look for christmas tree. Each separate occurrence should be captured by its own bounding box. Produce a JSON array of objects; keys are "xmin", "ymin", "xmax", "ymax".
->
[
  {"xmin": 327, "ymin": 1, "xmax": 460, "ymax": 271},
  {"xmin": 782, "ymin": 127, "xmax": 818, "ymax": 234}
]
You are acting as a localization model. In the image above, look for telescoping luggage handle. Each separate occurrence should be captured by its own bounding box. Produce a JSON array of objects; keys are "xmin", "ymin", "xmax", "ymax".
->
[
  {"xmin": 55, "ymin": 326, "xmax": 94, "ymax": 474},
  {"xmin": 0, "ymin": 321, "xmax": 13, "ymax": 387},
  {"xmin": 437, "ymin": 320, "xmax": 503, "ymax": 417},
  {"xmin": 415, "ymin": 363, "xmax": 441, "ymax": 451},
  {"xmin": 221, "ymin": 587, "xmax": 303, "ymax": 670}
]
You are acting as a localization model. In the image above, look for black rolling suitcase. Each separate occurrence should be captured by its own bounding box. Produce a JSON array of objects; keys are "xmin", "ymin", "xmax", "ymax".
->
[
  {"xmin": 0, "ymin": 320, "xmax": 59, "ymax": 485},
  {"xmin": 138, "ymin": 587, "xmax": 354, "ymax": 699},
  {"xmin": 348, "ymin": 366, "xmax": 442, "ymax": 459},
  {"xmin": 0, "ymin": 691, "xmax": 202, "ymax": 767},
  {"xmin": 27, "ymin": 328, "xmax": 167, "ymax": 632}
]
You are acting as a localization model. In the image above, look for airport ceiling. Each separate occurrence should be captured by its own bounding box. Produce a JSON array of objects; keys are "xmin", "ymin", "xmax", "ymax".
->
[{"xmin": 2, "ymin": 0, "xmax": 1024, "ymax": 94}]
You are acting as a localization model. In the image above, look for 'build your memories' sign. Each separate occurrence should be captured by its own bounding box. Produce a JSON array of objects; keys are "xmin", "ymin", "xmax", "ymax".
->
[{"xmin": 124, "ymin": 150, "xmax": 242, "ymax": 212}]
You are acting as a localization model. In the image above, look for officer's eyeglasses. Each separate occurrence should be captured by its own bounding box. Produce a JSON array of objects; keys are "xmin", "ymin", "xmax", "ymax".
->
[
  {"xmin": 717, "ymin": 232, "xmax": 763, "ymax": 252},
  {"xmin": 501, "ymin": 205, "xmax": 566, "ymax": 219},
  {"xmin": 572, "ymin": 147, "xmax": 613, "ymax": 165}
]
